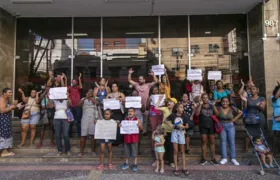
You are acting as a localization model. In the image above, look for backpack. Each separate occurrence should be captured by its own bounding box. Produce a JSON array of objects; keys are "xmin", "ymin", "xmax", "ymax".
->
[{"xmin": 211, "ymin": 115, "xmax": 223, "ymax": 134}]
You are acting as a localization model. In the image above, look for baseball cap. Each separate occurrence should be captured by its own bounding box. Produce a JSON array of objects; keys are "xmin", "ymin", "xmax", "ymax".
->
[{"xmin": 167, "ymin": 98, "xmax": 177, "ymax": 104}]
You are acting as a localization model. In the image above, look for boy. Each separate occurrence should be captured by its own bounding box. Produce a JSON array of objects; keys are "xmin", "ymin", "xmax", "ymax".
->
[
  {"xmin": 120, "ymin": 108, "xmax": 143, "ymax": 172},
  {"xmin": 254, "ymin": 137, "xmax": 274, "ymax": 168}
]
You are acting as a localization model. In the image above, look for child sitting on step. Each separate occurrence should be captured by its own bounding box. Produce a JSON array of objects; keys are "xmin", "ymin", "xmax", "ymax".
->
[{"xmin": 152, "ymin": 125, "xmax": 165, "ymax": 173}]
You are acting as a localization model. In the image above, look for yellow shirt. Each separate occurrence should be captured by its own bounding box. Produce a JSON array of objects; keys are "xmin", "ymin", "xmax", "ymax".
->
[
  {"xmin": 158, "ymin": 107, "xmax": 172, "ymax": 133},
  {"xmin": 159, "ymin": 83, "xmax": 171, "ymax": 99}
]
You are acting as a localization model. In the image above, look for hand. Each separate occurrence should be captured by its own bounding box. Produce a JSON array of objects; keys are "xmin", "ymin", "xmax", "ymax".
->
[
  {"xmin": 16, "ymin": 102, "xmax": 24, "ymax": 109},
  {"xmin": 212, "ymin": 101, "xmax": 216, "ymax": 106},
  {"xmin": 18, "ymin": 88, "xmax": 23, "ymax": 94},
  {"xmin": 119, "ymin": 124, "xmax": 122, "ymax": 128},
  {"xmin": 164, "ymin": 68, "xmax": 167, "ymax": 73},
  {"xmin": 241, "ymin": 79, "xmax": 244, "ymax": 86},
  {"xmin": 116, "ymin": 120, "xmax": 120, "ymax": 124},
  {"xmin": 149, "ymin": 70, "xmax": 154, "ymax": 76},
  {"xmin": 199, "ymin": 100, "xmax": 203, "ymax": 105},
  {"xmin": 240, "ymin": 95, "xmax": 247, "ymax": 102},
  {"xmin": 79, "ymin": 73, "xmax": 82, "ymax": 79},
  {"xmin": 154, "ymin": 143, "xmax": 159, "ymax": 147},
  {"xmin": 93, "ymin": 120, "xmax": 97, "ymax": 124},
  {"xmin": 185, "ymin": 123, "xmax": 189, "ymax": 129},
  {"xmin": 37, "ymin": 91, "xmax": 42, "ymax": 95},
  {"xmin": 66, "ymin": 92, "xmax": 69, "ymax": 97},
  {"xmin": 48, "ymin": 71, "xmax": 53, "ymax": 77},
  {"xmin": 13, "ymin": 100, "xmax": 19, "ymax": 106},
  {"xmin": 62, "ymin": 73, "xmax": 66, "ymax": 78},
  {"xmin": 128, "ymin": 68, "xmax": 134, "ymax": 74}
]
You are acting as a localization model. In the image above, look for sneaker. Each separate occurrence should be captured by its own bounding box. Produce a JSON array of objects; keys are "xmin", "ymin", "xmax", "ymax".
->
[
  {"xmin": 269, "ymin": 164, "xmax": 274, "ymax": 168},
  {"xmin": 220, "ymin": 158, "xmax": 228, "ymax": 165},
  {"xmin": 231, "ymin": 159, "xmax": 239, "ymax": 166},
  {"xmin": 210, "ymin": 159, "xmax": 219, "ymax": 166},
  {"xmin": 154, "ymin": 168, "xmax": 159, "ymax": 173},
  {"xmin": 170, "ymin": 163, "xmax": 175, "ymax": 168},
  {"xmin": 132, "ymin": 164, "xmax": 137, "ymax": 172},
  {"xmin": 200, "ymin": 159, "xmax": 207, "ymax": 165},
  {"xmin": 121, "ymin": 163, "xmax": 129, "ymax": 170},
  {"xmin": 160, "ymin": 169, "xmax": 164, "ymax": 174},
  {"xmin": 152, "ymin": 161, "xmax": 156, "ymax": 167},
  {"xmin": 66, "ymin": 151, "xmax": 72, "ymax": 156},
  {"xmin": 263, "ymin": 164, "xmax": 270, "ymax": 168},
  {"xmin": 57, "ymin": 152, "xmax": 62, "ymax": 156}
]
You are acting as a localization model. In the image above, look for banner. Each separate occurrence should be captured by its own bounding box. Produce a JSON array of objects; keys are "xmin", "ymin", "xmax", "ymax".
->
[
  {"xmin": 208, "ymin": 71, "xmax": 222, "ymax": 80},
  {"xmin": 103, "ymin": 99, "xmax": 120, "ymax": 110},
  {"xmin": 152, "ymin": 64, "xmax": 165, "ymax": 75},
  {"xmin": 125, "ymin": 96, "xmax": 142, "ymax": 108},
  {"xmin": 49, "ymin": 87, "xmax": 67, "ymax": 100},
  {"xmin": 120, "ymin": 120, "xmax": 139, "ymax": 134},
  {"xmin": 187, "ymin": 69, "xmax": 202, "ymax": 81},
  {"xmin": 95, "ymin": 120, "xmax": 117, "ymax": 140},
  {"xmin": 151, "ymin": 94, "xmax": 165, "ymax": 106}
]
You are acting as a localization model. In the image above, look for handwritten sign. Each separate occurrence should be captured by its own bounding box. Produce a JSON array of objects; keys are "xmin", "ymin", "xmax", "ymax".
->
[
  {"xmin": 49, "ymin": 87, "xmax": 67, "ymax": 100},
  {"xmin": 95, "ymin": 120, "xmax": 117, "ymax": 140},
  {"xmin": 125, "ymin": 96, "xmax": 142, "ymax": 108},
  {"xmin": 120, "ymin": 120, "xmax": 139, "ymax": 134},
  {"xmin": 103, "ymin": 99, "xmax": 120, "ymax": 110},
  {"xmin": 208, "ymin": 71, "xmax": 222, "ymax": 80},
  {"xmin": 187, "ymin": 69, "xmax": 202, "ymax": 81},
  {"xmin": 151, "ymin": 94, "xmax": 165, "ymax": 106},
  {"xmin": 152, "ymin": 64, "xmax": 165, "ymax": 75}
]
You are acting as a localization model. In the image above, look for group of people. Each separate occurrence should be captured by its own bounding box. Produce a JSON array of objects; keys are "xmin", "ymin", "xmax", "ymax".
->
[{"xmin": 0, "ymin": 68, "xmax": 280, "ymax": 176}]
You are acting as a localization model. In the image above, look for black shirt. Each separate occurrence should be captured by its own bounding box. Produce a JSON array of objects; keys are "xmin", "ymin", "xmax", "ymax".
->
[
  {"xmin": 167, "ymin": 113, "xmax": 189, "ymax": 130},
  {"xmin": 199, "ymin": 104, "xmax": 214, "ymax": 128}
]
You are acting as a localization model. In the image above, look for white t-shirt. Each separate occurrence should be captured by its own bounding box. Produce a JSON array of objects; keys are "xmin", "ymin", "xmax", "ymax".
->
[{"xmin": 54, "ymin": 100, "xmax": 68, "ymax": 119}]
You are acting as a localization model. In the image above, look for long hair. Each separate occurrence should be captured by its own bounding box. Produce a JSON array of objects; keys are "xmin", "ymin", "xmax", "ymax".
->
[{"xmin": 272, "ymin": 83, "xmax": 280, "ymax": 102}]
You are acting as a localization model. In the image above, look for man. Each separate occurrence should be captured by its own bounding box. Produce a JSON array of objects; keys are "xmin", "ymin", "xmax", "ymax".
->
[
  {"xmin": 47, "ymin": 71, "xmax": 66, "ymax": 88},
  {"xmin": 128, "ymin": 68, "xmax": 158, "ymax": 135},
  {"xmin": 68, "ymin": 73, "xmax": 83, "ymax": 137}
]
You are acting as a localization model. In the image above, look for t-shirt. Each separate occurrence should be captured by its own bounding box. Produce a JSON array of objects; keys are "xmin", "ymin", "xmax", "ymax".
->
[
  {"xmin": 199, "ymin": 105, "xmax": 214, "ymax": 128},
  {"xmin": 41, "ymin": 97, "xmax": 48, "ymax": 107},
  {"xmin": 214, "ymin": 89, "xmax": 231, "ymax": 101},
  {"xmin": 25, "ymin": 97, "xmax": 40, "ymax": 113},
  {"xmin": 134, "ymin": 82, "xmax": 154, "ymax": 108},
  {"xmin": 255, "ymin": 144, "xmax": 267, "ymax": 152},
  {"xmin": 54, "ymin": 100, "xmax": 68, "ymax": 119},
  {"xmin": 217, "ymin": 106, "xmax": 238, "ymax": 123},
  {"xmin": 271, "ymin": 96, "xmax": 280, "ymax": 131},
  {"xmin": 123, "ymin": 116, "xmax": 139, "ymax": 144},
  {"xmin": 181, "ymin": 101, "xmax": 192, "ymax": 118},
  {"xmin": 167, "ymin": 113, "xmax": 189, "ymax": 131},
  {"xmin": 158, "ymin": 107, "xmax": 172, "ymax": 133},
  {"xmin": 68, "ymin": 86, "xmax": 82, "ymax": 107}
]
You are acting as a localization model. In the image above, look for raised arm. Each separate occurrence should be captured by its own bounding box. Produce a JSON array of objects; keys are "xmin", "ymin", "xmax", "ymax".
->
[
  {"xmin": 36, "ymin": 91, "xmax": 42, "ymax": 104},
  {"xmin": 61, "ymin": 73, "xmax": 67, "ymax": 87},
  {"xmin": 149, "ymin": 71, "xmax": 159, "ymax": 85},
  {"xmin": 241, "ymin": 96, "xmax": 248, "ymax": 110},
  {"xmin": 128, "ymin": 68, "xmax": 136, "ymax": 86},
  {"xmin": 18, "ymin": 88, "xmax": 28, "ymax": 103},
  {"xmin": 79, "ymin": 73, "xmax": 83, "ymax": 89},
  {"xmin": 47, "ymin": 71, "xmax": 53, "ymax": 87},
  {"xmin": 238, "ymin": 79, "xmax": 245, "ymax": 96},
  {"xmin": 165, "ymin": 69, "xmax": 170, "ymax": 86}
]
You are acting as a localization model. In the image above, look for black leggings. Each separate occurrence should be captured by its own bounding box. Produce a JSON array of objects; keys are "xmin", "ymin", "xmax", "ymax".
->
[{"xmin": 164, "ymin": 132, "xmax": 174, "ymax": 164}]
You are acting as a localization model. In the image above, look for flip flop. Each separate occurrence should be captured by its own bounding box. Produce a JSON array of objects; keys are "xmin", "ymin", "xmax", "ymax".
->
[
  {"xmin": 1, "ymin": 152, "xmax": 15, "ymax": 157},
  {"xmin": 97, "ymin": 164, "xmax": 104, "ymax": 171},
  {"xmin": 173, "ymin": 170, "xmax": 180, "ymax": 176},
  {"xmin": 182, "ymin": 169, "xmax": 190, "ymax": 176},
  {"xmin": 108, "ymin": 163, "xmax": 113, "ymax": 170},
  {"xmin": 77, "ymin": 153, "xmax": 83, "ymax": 157}
]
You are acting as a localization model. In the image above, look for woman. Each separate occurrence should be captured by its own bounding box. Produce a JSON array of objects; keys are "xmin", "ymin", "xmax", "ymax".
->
[
  {"xmin": 18, "ymin": 88, "xmax": 41, "ymax": 147},
  {"xmin": 213, "ymin": 80, "xmax": 231, "ymax": 105},
  {"xmin": 271, "ymin": 84, "xmax": 280, "ymax": 154},
  {"xmin": 48, "ymin": 93, "xmax": 72, "ymax": 156},
  {"xmin": 0, "ymin": 88, "xmax": 19, "ymax": 157},
  {"xmin": 238, "ymin": 76, "xmax": 255, "ymax": 99},
  {"xmin": 242, "ymin": 86, "xmax": 266, "ymax": 152},
  {"xmin": 159, "ymin": 69, "xmax": 171, "ymax": 99},
  {"xmin": 106, "ymin": 82, "xmax": 125, "ymax": 146},
  {"xmin": 181, "ymin": 93, "xmax": 195, "ymax": 154},
  {"xmin": 213, "ymin": 97, "xmax": 243, "ymax": 165},
  {"xmin": 195, "ymin": 93, "xmax": 218, "ymax": 165},
  {"xmin": 78, "ymin": 89, "xmax": 99, "ymax": 156},
  {"xmin": 94, "ymin": 78, "xmax": 110, "ymax": 106}
]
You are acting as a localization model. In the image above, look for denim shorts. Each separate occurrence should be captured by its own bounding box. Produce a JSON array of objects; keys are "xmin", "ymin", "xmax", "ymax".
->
[
  {"xmin": 124, "ymin": 143, "xmax": 138, "ymax": 158},
  {"xmin": 100, "ymin": 139, "xmax": 113, "ymax": 144},
  {"xmin": 171, "ymin": 129, "xmax": 186, "ymax": 144},
  {"xmin": 21, "ymin": 112, "xmax": 40, "ymax": 125},
  {"xmin": 185, "ymin": 129, "xmax": 194, "ymax": 136}
]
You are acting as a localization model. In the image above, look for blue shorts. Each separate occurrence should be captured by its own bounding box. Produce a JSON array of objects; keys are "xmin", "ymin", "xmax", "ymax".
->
[
  {"xmin": 171, "ymin": 129, "xmax": 186, "ymax": 145},
  {"xmin": 21, "ymin": 112, "xmax": 40, "ymax": 125},
  {"xmin": 100, "ymin": 139, "xmax": 113, "ymax": 144}
]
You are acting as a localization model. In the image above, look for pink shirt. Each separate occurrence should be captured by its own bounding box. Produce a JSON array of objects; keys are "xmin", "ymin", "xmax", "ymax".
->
[
  {"xmin": 68, "ymin": 86, "xmax": 81, "ymax": 107},
  {"xmin": 134, "ymin": 82, "xmax": 154, "ymax": 108}
]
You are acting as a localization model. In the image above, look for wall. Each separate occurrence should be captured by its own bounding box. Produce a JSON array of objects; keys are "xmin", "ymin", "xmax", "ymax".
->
[{"xmin": 0, "ymin": 8, "xmax": 15, "ymax": 91}]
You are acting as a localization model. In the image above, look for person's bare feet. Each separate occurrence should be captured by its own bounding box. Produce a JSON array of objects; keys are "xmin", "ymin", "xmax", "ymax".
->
[
  {"xmin": 1, "ymin": 152, "xmax": 15, "ymax": 157},
  {"xmin": 17, "ymin": 143, "xmax": 24, "ymax": 148}
]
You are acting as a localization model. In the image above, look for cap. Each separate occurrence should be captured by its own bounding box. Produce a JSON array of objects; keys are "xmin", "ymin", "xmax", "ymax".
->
[{"xmin": 167, "ymin": 97, "xmax": 177, "ymax": 104}]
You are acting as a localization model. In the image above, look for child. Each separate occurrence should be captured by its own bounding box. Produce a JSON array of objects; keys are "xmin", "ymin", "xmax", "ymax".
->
[
  {"xmin": 152, "ymin": 125, "xmax": 165, "ymax": 173},
  {"xmin": 191, "ymin": 80, "xmax": 204, "ymax": 102},
  {"xmin": 96, "ymin": 110, "xmax": 119, "ymax": 171},
  {"xmin": 120, "ymin": 108, "xmax": 143, "ymax": 172},
  {"xmin": 208, "ymin": 92, "xmax": 214, "ymax": 105},
  {"xmin": 167, "ymin": 103, "xmax": 193, "ymax": 176},
  {"xmin": 254, "ymin": 137, "xmax": 274, "ymax": 168}
]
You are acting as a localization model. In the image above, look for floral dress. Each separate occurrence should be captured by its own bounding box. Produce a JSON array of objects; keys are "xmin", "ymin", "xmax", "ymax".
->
[{"xmin": 0, "ymin": 103, "xmax": 13, "ymax": 150}]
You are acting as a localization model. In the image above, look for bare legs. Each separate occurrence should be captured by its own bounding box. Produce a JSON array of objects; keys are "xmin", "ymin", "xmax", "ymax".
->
[
  {"xmin": 173, "ymin": 143, "xmax": 187, "ymax": 171},
  {"xmin": 79, "ymin": 135, "xmax": 95, "ymax": 155}
]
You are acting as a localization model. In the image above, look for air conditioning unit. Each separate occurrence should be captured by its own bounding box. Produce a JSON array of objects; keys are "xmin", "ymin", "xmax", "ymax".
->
[{"xmin": 10, "ymin": 0, "xmax": 54, "ymax": 4}]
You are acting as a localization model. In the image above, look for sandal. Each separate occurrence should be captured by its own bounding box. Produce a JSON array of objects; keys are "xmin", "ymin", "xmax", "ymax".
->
[
  {"xmin": 97, "ymin": 164, "xmax": 104, "ymax": 171},
  {"xmin": 173, "ymin": 170, "xmax": 180, "ymax": 176},
  {"xmin": 182, "ymin": 169, "xmax": 190, "ymax": 176},
  {"xmin": 108, "ymin": 163, "xmax": 113, "ymax": 170},
  {"xmin": 17, "ymin": 144, "xmax": 24, "ymax": 148},
  {"xmin": 77, "ymin": 153, "xmax": 83, "ymax": 157},
  {"xmin": 1, "ymin": 152, "xmax": 15, "ymax": 157}
]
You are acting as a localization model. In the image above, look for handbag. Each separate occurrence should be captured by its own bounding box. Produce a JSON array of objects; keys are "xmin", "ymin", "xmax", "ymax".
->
[
  {"xmin": 243, "ymin": 113, "xmax": 260, "ymax": 124},
  {"xmin": 21, "ymin": 99, "xmax": 36, "ymax": 119},
  {"xmin": 211, "ymin": 115, "xmax": 223, "ymax": 134}
]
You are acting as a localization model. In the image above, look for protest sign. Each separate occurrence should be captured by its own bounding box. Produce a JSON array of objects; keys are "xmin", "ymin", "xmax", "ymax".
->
[
  {"xmin": 120, "ymin": 120, "xmax": 139, "ymax": 134},
  {"xmin": 49, "ymin": 87, "xmax": 67, "ymax": 100},
  {"xmin": 103, "ymin": 99, "xmax": 120, "ymax": 110},
  {"xmin": 95, "ymin": 120, "xmax": 117, "ymax": 140},
  {"xmin": 187, "ymin": 69, "xmax": 202, "ymax": 81},
  {"xmin": 125, "ymin": 96, "xmax": 142, "ymax": 108},
  {"xmin": 151, "ymin": 94, "xmax": 165, "ymax": 106},
  {"xmin": 152, "ymin": 64, "xmax": 165, "ymax": 75},
  {"xmin": 208, "ymin": 71, "xmax": 222, "ymax": 80}
]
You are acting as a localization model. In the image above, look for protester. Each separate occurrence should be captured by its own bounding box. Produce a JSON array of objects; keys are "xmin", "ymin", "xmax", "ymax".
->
[
  {"xmin": 18, "ymin": 88, "xmax": 42, "ymax": 147},
  {"xmin": 47, "ymin": 71, "xmax": 66, "ymax": 88},
  {"xmin": 0, "ymin": 88, "xmax": 19, "ymax": 157},
  {"xmin": 128, "ymin": 68, "xmax": 158, "ymax": 135},
  {"xmin": 213, "ymin": 97, "xmax": 243, "ymax": 165},
  {"xmin": 159, "ymin": 69, "xmax": 171, "ymax": 99},
  {"xmin": 48, "ymin": 93, "xmax": 72, "ymax": 156},
  {"xmin": 120, "ymin": 108, "xmax": 143, "ymax": 172},
  {"xmin": 78, "ymin": 89, "xmax": 99, "ymax": 156},
  {"xmin": 271, "ymin": 84, "xmax": 280, "ymax": 154},
  {"xmin": 190, "ymin": 80, "xmax": 204, "ymax": 102},
  {"xmin": 195, "ymin": 93, "xmax": 218, "ymax": 165},
  {"xmin": 254, "ymin": 137, "xmax": 274, "ymax": 168},
  {"xmin": 238, "ymin": 77, "xmax": 254, "ymax": 99},
  {"xmin": 213, "ymin": 80, "xmax": 231, "ymax": 106},
  {"xmin": 241, "ymin": 86, "xmax": 266, "ymax": 152},
  {"xmin": 167, "ymin": 103, "xmax": 192, "ymax": 176},
  {"xmin": 94, "ymin": 78, "xmax": 110, "ymax": 107},
  {"xmin": 152, "ymin": 125, "xmax": 165, "ymax": 174}
]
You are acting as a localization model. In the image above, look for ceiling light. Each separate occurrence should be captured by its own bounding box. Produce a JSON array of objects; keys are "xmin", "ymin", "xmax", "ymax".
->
[
  {"xmin": 205, "ymin": 31, "xmax": 211, "ymax": 34},
  {"xmin": 10, "ymin": 0, "xmax": 54, "ymax": 4},
  {"xmin": 132, "ymin": 59, "xmax": 149, "ymax": 62},
  {"xmin": 67, "ymin": 33, "xmax": 88, "ymax": 37},
  {"xmin": 125, "ymin": 32, "xmax": 154, "ymax": 35}
]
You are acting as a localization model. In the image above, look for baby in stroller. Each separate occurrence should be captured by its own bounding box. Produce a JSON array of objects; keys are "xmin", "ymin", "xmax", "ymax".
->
[{"xmin": 254, "ymin": 137, "xmax": 274, "ymax": 168}]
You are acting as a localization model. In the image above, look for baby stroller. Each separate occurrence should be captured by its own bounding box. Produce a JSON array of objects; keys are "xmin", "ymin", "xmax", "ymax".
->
[{"xmin": 245, "ymin": 128, "xmax": 280, "ymax": 176}]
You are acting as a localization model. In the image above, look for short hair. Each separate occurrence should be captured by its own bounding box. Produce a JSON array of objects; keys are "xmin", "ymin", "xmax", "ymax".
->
[
  {"xmin": 2, "ymin": 88, "xmax": 11, "ymax": 95},
  {"xmin": 216, "ymin": 80, "xmax": 223, "ymax": 86},
  {"xmin": 127, "ymin": 108, "xmax": 135, "ymax": 112},
  {"xmin": 104, "ymin": 109, "xmax": 112, "ymax": 115}
]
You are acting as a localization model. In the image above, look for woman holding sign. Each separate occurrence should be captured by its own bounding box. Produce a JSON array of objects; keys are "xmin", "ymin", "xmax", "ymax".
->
[{"xmin": 159, "ymin": 69, "xmax": 171, "ymax": 99}]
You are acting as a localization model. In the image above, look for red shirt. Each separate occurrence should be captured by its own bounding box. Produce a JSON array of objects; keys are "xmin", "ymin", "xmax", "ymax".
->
[
  {"xmin": 124, "ymin": 116, "xmax": 139, "ymax": 144},
  {"xmin": 68, "ymin": 86, "xmax": 81, "ymax": 107}
]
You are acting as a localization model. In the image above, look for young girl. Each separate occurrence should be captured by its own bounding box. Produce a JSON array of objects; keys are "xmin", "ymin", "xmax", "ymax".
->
[
  {"xmin": 96, "ymin": 110, "xmax": 118, "ymax": 171},
  {"xmin": 120, "ymin": 108, "xmax": 143, "ymax": 172},
  {"xmin": 152, "ymin": 125, "xmax": 165, "ymax": 173}
]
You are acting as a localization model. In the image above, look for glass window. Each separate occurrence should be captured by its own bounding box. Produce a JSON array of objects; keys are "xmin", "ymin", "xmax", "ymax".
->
[{"xmin": 73, "ymin": 17, "xmax": 101, "ymax": 93}]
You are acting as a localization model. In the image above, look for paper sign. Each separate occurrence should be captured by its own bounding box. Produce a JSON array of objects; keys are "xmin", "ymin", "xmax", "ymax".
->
[
  {"xmin": 103, "ymin": 99, "xmax": 120, "ymax": 110},
  {"xmin": 208, "ymin": 71, "xmax": 222, "ymax": 80},
  {"xmin": 187, "ymin": 69, "xmax": 202, "ymax": 81},
  {"xmin": 95, "ymin": 120, "xmax": 117, "ymax": 140},
  {"xmin": 49, "ymin": 87, "xmax": 67, "ymax": 100},
  {"xmin": 151, "ymin": 94, "xmax": 165, "ymax": 106},
  {"xmin": 120, "ymin": 120, "xmax": 139, "ymax": 134},
  {"xmin": 125, "ymin": 96, "xmax": 142, "ymax": 108},
  {"xmin": 152, "ymin": 64, "xmax": 165, "ymax": 75}
]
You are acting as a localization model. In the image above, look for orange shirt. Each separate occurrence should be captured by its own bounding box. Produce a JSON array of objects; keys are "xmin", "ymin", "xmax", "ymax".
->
[{"xmin": 159, "ymin": 83, "xmax": 171, "ymax": 99}]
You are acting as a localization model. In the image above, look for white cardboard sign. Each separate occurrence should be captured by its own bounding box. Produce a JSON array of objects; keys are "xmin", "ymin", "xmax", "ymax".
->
[
  {"xmin": 125, "ymin": 96, "xmax": 142, "ymax": 108},
  {"xmin": 94, "ymin": 120, "xmax": 117, "ymax": 140},
  {"xmin": 187, "ymin": 69, "xmax": 202, "ymax": 81},
  {"xmin": 151, "ymin": 94, "xmax": 165, "ymax": 106},
  {"xmin": 103, "ymin": 99, "xmax": 120, "ymax": 110},
  {"xmin": 152, "ymin": 64, "xmax": 165, "ymax": 75},
  {"xmin": 49, "ymin": 87, "xmax": 67, "ymax": 100},
  {"xmin": 208, "ymin": 71, "xmax": 222, "ymax": 80},
  {"xmin": 120, "ymin": 120, "xmax": 139, "ymax": 134}
]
